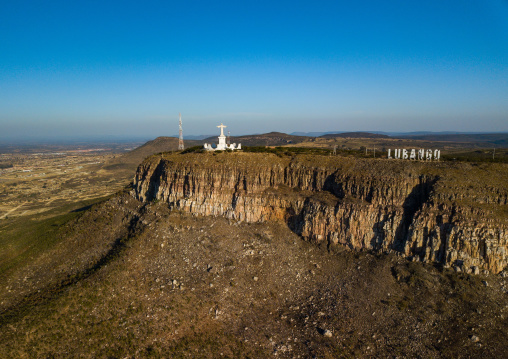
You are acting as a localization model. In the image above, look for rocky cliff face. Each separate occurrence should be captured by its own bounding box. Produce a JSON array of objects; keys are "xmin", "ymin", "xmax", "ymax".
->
[{"xmin": 133, "ymin": 153, "xmax": 508, "ymax": 274}]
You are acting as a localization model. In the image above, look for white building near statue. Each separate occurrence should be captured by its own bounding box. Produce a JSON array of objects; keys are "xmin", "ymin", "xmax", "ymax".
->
[{"xmin": 204, "ymin": 123, "xmax": 241, "ymax": 151}]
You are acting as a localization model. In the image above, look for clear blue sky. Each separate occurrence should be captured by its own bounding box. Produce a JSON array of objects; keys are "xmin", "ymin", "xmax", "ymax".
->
[{"xmin": 1, "ymin": 0, "xmax": 507, "ymax": 140}]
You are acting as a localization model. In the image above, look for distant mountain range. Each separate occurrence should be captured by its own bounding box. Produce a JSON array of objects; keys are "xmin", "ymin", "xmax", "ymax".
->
[
  {"xmin": 393, "ymin": 133, "xmax": 508, "ymax": 144},
  {"xmin": 290, "ymin": 131, "xmax": 508, "ymax": 137},
  {"xmin": 318, "ymin": 132, "xmax": 390, "ymax": 139}
]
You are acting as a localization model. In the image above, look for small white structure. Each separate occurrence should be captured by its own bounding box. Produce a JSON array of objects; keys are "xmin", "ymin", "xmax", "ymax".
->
[{"xmin": 204, "ymin": 123, "xmax": 242, "ymax": 151}]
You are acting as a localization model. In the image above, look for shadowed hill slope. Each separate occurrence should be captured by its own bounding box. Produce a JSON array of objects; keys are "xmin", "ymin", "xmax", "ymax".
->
[
  {"xmin": 101, "ymin": 136, "xmax": 203, "ymax": 177},
  {"xmin": 114, "ymin": 136, "xmax": 202, "ymax": 166},
  {"xmin": 0, "ymin": 192, "xmax": 507, "ymax": 357}
]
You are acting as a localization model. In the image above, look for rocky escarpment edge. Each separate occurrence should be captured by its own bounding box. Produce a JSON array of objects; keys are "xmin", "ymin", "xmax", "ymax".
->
[{"xmin": 132, "ymin": 153, "xmax": 508, "ymax": 274}]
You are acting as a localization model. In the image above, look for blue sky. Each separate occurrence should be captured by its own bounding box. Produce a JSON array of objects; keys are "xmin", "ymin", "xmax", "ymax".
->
[{"xmin": 1, "ymin": 0, "xmax": 507, "ymax": 140}]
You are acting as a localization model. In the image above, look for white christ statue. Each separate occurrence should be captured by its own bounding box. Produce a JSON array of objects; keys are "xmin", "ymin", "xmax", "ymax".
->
[
  {"xmin": 217, "ymin": 123, "xmax": 227, "ymax": 137},
  {"xmin": 216, "ymin": 123, "xmax": 227, "ymax": 150},
  {"xmin": 203, "ymin": 123, "xmax": 241, "ymax": 151}
]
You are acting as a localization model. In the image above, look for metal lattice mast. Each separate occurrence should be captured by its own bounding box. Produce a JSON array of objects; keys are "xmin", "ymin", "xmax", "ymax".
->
[{"xmin": 178, "ymin": 113, "xmax": 184, "ymax": 150}]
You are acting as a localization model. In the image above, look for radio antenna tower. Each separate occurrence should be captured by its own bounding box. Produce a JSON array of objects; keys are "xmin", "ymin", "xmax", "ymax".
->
[{"xmin": 178, "ymin": 113, "xmax": 184, "ymax": 150}]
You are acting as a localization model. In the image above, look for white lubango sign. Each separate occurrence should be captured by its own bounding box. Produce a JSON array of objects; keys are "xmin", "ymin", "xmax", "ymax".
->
[{"xmin": 388, "ymin": 149, "xmax": 440, "ymax": 161}]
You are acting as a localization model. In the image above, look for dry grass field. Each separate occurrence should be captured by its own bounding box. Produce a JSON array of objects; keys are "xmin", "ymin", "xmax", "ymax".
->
[
  {"xmin": 0, "ymin": 152, "xmax": 124, "ymax": 220},
  {"xmin": 0, "ymin": 144, "xmax": 143, "ymax": 221}
]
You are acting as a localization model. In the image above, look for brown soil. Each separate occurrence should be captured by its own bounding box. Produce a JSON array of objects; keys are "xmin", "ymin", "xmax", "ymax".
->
[{"xmin": 0, "ymin": 193, "xmax": 506, "ymax": 358}]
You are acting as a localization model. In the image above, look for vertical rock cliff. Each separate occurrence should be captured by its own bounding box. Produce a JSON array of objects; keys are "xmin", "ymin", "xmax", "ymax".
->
[{"xmin": 133, "ymin": 152, "xmax": 508, "ymax": 274}]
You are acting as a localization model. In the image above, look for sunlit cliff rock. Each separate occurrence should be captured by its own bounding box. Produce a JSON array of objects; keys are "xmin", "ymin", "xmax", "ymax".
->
[{"xmin": 133, "ymin": 152, "xmax": 508, "ymax": 274}]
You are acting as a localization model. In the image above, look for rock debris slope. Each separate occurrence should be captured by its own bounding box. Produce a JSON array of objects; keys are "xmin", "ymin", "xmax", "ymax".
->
[{"xmin": 134, "ymin": 152, "xmax": 508, "ymax": 274}]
